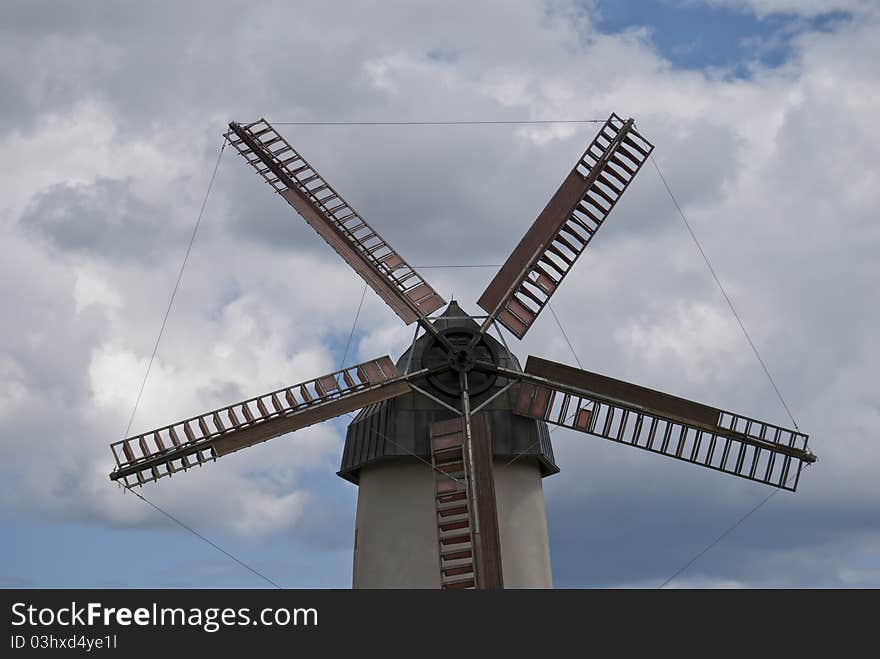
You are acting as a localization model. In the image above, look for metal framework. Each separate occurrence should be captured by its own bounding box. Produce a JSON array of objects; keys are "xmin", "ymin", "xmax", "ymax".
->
[
  {"xmin": 225, "ymin": 119, "xmax": 446, "ymax": 328},
  {"xmin": 501, "ymin": 357, "xmax": 813, "ymax": 491},
  {"xmin": 108, "ymin": 113, "xmax": 815, "ymax": 590},
  {"xmin": 478, "ymin": 113, "xmax": 653, "ymax": 338},
  {"xmin": 110, "ymin": 357, "xmax": 410, "ymax": 487}
]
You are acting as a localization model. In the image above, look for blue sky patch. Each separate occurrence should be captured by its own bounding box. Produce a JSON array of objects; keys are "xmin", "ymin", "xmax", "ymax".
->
[{"xmin": 591, "ymin": 1, "xmax": 851, "ymax": 76}]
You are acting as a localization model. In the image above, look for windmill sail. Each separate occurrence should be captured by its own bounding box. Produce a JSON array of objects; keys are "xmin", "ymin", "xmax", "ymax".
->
[
  {"xmin": 477, "ymin": 114, "xmax": 653, "ymax": 339},
  {"xmin": 226, "ymin": 119, "xmax": 446, "ymax": 326},
  {"xmin": 509, "ymin": 356, "xmax": 814, "ymax": 491},
  {"xmin": 109, "ymin": 357, "xmax": 410, "ymax": 487}
]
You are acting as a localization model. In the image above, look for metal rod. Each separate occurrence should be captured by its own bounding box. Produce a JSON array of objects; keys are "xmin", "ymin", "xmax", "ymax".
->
[
  {"xmin": 409, "ymin": 383, "xmax": 463, "ymax": 416},
  {"xmin": 471, "ymin": 380, "xmax": 518, "ymax": 415},
  {"xmin": 403, "ymin": 323, "xmax": 421, "ymax": 375},
  {"xmin": 459, "ymin": 371, "xmax": 481, "ymax": 587},
  {"xmin": 490, "ymin": 318, "xmax": 514, "ymax": 355}
]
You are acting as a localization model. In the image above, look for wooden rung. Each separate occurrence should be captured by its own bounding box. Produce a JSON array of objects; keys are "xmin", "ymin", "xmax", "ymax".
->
[
  {"xmin": 622, "ymin": 135, "xmax": 649, "ymax": 159},
  {"xmin": 316, "ymin": 375, "xmax": 339, "ymax": 396},
  {"xmin": 439, "ymin": 533, "xmax": 471, "ymax": 546},
  {"xmin": 285, "ymin": 389, "xmax": 298, "ymax": 407},
  {"xmin": 596, "ymin": 172, "xmax": 623, "ymax": 194},
  {"xmin": 553, "ymin": 232, "xmax": 580, "ymax": 254},
  {"xmin": 438, "ymin": 505, "xmax": 469, "ymax": 518},
  {"xmin": 576, "ymin": 200, "xmax": 604, "ymax": 224},
  {"xmin": 441, "ymin": 549, "xmax": 472, "ymax": 562},
  {"xmin": 530, "ymin": 386, "xmax": 553, "ymax": 418},
  {"xmin": 405, "ymin": 283, "xmax": 433, "ymax": 304},
  {"xmin": 183, "ymin": 422, "xmax": 197, "ymax": 443},
  {"xmin": 601, "ymin": 163, "xmax": 629, "ymax": 187},
  {"xmin": 437, "ymin": 491, "xmax": 467, "ymax": 504},
  {"xmin": 434, "ymin": 448, "xmax": 463, "ymax": 464},
  {"xmin": 380, "ymin": 253, "xmax": 405, "ymax": 270},
  {"xmin": 599, "ymin": 128, "xmax": 617, "ymax": 144},
  {"xmin": 433, "ymin": 434, "xmax": 463, "ymax": 451},
  {"xmin": 507, "ymin": 298, "xmax": 537, "ymax": 323},
  {"xmin": 498, "ymin": 309, "xmax": 528, "ymax": 338},
  {"xmin": 567, "ymin": 215, "xmax": 596, "ymax": 236},
  {"xmin": 436, "ymin": 477, "xmax": 463, "ymax": 494},
  {"xmin": 609, "ymin": 154, "xmax": 636, "ymax": 176},
  {"xmin": 357, "ymin": 361, "xmax": 384, "ymax": 384},
  {"xmin": 442, "ymin": 565, "xmax": 474, "ymax": 577},
  {"xmin": 534, "ymin": 271, "xmax": 557, "ymax": 295},
  {"xmin": 588, "ymin": 183, "xmax": 617, "ymax": 206},
  {"xmin": 546, "ymin": 243, "xmax": 574, "ymax": 265},
  {"xmin": 582, "ymin": 193, "xmax": 607, "ymax": 213}
]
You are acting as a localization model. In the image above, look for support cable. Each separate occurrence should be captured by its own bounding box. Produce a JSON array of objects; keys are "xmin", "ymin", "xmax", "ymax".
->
[
  {"xmin": 649, "ymin": 150, "xmax": 809, "ymax": 585},
  {"xmin": 548, "ymin": 303, "xmax": 584, "ymax": 370},
  {"xmin": 113, "ymin": 140, "xmax": 284, "ymax": 589},
  {"xmin": 649, "ymin": 154, "xmax": 800, "ymax": 430},
  {"xmin": 272, "ymin": 119, "xmax": 604, "ymax": 126},
  {"xmin": 127, "ymin": 488, "xmax": 283, "ymax": 589},
  {"xmin": 502, "ymin": 303, "xmax": 585, "ymax": 468},
  {"xmin": 121, "ymin": 140, "xmax": 227, "ymax": 440},
  {"xmin": 339, "ymin": 283, "xmax": 368, "ymax": 370},
  {"xmin": 657, "ymin": 463, "xmax": 810, "ymax": 588},
  {"xmin": 415, "ymin": 264, "xmax": 503, "ymax": 269}
]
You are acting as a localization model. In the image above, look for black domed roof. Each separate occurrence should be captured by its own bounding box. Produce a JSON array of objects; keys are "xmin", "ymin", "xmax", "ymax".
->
[{"xmin": 338, "ymin": 301, "xmax": 558, "ymax": 484}]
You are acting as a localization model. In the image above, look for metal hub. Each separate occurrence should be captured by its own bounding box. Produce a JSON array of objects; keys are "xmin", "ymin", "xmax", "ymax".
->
[
  {"xmin": 421, "ymin": 327, "xmax": 498, "ymax": 397},
  {"xmin": 449, "ymin": 347, "xmax": 475, "ymax": 372}
]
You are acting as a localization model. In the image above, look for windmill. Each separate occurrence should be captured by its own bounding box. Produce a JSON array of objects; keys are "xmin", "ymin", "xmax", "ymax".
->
[{"xmin": 108, "ymin": 114, "xmax": 816, "ymax": 589}]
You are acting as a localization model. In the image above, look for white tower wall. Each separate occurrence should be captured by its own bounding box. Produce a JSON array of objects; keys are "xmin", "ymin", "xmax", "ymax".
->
[{"xmin": 352, "ymin": 456, "xmax": 552, "ymax": 588}]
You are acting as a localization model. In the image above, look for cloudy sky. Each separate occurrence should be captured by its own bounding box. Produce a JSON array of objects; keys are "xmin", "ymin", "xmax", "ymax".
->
[{"xmin": 1, "ymin": 0, "xmax": 878, "ymax": 588}]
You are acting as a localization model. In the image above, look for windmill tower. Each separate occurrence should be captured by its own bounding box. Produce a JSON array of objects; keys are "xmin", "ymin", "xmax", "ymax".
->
[
  {"xmin": 108, "ymin": 114, "xmax": 816, "ymax": 589},
  {"xmin": 341, "ymin": 301, "xmax": 558, "ymax": 588}
]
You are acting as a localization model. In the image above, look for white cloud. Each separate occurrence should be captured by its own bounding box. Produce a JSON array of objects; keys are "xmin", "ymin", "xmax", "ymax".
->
[
  {"xmin": 1, "ymin": 0, "xmax": 878, "ymax": 585},
  {"xmin": 613, "ymin": 300, "xmax": 746, "ymax": 384}
]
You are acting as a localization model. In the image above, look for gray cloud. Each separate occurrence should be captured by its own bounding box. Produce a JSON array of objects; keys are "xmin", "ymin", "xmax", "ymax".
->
[
  {"xmin": 0, "ymin": 0, "xmax": 878, "ymax": 587},
  {"xmin": 20, "ymin": 178, "xmax": 180, "ymax": 263}
]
